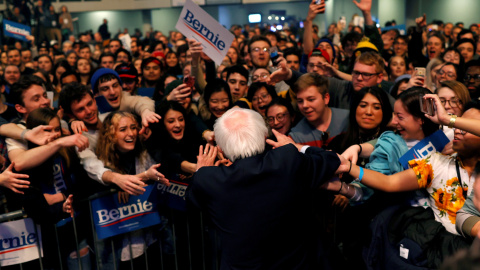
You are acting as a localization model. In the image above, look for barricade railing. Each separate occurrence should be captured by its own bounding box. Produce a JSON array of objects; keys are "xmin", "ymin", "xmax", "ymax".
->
[{"xmin": 0, "ymin": 185, "xmax": 220, "ymax": 270}]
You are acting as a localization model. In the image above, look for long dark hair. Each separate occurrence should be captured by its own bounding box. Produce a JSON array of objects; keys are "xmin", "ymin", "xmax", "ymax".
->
[
  {"xmin": 397, "ymin": 87, "xmax": 439, "ymax": 137},
  {"xmin": 204, "ymin": 78, "xmax": 232, "ymax": 112},
  {"xmin": 341, "ymin": 86, "xmax": 393, "ymax": 148},
  {"xmin": 157, "ymin": 101, "xmax": 188, "ymax": 141}
]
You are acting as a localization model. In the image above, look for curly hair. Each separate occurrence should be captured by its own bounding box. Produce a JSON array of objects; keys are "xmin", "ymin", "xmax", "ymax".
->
[{"xmin": 96, "ymin": 111, "xmax": 145, "ymax": 172}]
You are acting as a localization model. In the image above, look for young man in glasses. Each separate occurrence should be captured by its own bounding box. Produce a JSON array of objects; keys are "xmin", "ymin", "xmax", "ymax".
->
[{"xmin": 327, "ymin": 51, "xmax": 395, "ymax": 109}]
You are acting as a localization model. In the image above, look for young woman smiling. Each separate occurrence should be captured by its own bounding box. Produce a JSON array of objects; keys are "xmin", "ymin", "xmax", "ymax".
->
[{"xmin": 200, "ymin": 78, "xmax": 232, "ymax": 130}]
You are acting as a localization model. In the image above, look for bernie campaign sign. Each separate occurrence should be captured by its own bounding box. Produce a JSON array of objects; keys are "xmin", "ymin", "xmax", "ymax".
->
[
  {"xmin": 3, "ymin": 19, "xmax": 31, "ymax": 42},
  {"xmin": 156, "ymin": 177, "xmax": 189, "ymax": 212},
  {"xmin": 0, "ymin": 218, "xmax": 43, "ymax": 266},
  {"xmin": 399, "ymin": 130, "xmax": 450, "ymax": 169},
  {"xmin": 176, "ymin": 0, "xmax": 234, "ymax": 65},
  {"xmin": 91, "ymin": 185, "xmax": 161, "ymax": 240}
]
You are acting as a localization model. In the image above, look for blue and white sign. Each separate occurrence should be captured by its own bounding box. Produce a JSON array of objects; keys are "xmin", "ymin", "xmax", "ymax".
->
[
  {"xmin": 175, "ymin": 0, "xmax": 234, "ymax": 65},
  {"xmin": 91, "ymin": 185, "xmax": 161, "ymax": 240},
  {"xmin": 3, "ymin": 19, "xmax": 31, "ymax": 42},
  {"xmin": 0, "ymin": 218, "xmax": 43, "ymax": 266},
  {"xmin": 399, "ymin": 130, "xmax": 450, "ymax": 169},
  {"xmin": 156, "ymin": 178, "xmax": 189, "ymax": 211}
]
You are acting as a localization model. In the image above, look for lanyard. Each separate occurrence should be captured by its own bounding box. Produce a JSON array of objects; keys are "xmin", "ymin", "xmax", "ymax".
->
[{"xmin": 455, "ymin": 158, "xmax": 467, "ymax": 199}]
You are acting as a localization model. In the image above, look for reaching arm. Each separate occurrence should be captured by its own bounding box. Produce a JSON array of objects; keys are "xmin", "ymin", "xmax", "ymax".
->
[
  {"xmin": 348, "ymin": 164, "xmax": 419, "ymax": 192},
  {"xmin": 341, "ymin": 143, "xmax": 374, "ymax": 165},
  {"xmin": 9, "ymin": 134, "xmax": 89, "ymax": 171},
  {"xmin": 0, "ymin": 124, "xmax": 57, "ymax": 145}
]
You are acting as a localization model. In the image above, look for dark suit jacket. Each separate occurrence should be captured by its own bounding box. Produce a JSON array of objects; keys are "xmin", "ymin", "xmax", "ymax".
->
[{"xmin": 187, "ymin": 144, "xmax": 340, "ymax": 270}]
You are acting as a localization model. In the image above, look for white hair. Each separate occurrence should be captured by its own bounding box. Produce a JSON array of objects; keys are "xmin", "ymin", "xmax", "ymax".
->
[{"xmin": 214, "ymin": 107, "xmax": 268, "ymax": 162}]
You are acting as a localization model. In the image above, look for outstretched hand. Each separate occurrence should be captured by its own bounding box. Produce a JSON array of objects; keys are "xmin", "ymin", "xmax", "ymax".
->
[
  {"xmin": 146, "ymin": 163, "xmax": 170, "ymax": 186},
  {"xmin": 25, "ymin": 125, "xmax": 59, "ymax": 145},
  {"xmin": 416, "ymin": 13, "xmax": 427, "ymax": 28},
  {"xmin": 266, "ymin": 129, "xmax": 300, "ymax": 150},
  {"xmin": 353, "ymin": 0, "xmax": 372, "ymax": 13},
  {"xmin": 196, "ymin": 144, "xmax": 218, "ymax": 171},
  {"xmin": 341, "ymin": 144, "xmax": 360, "ymax": 165},
  {"xmin": 335, "ymin": 154, "xmax": 351, "ymax": 175},
  {"xmin": 0, "ymin": 163, "xmax": 30, "ymax": 194},
  {"xmin": 140, "ymin": 110, "xmax": 161, "ymax": 134}
]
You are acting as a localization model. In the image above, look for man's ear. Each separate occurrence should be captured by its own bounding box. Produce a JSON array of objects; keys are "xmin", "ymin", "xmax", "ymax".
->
[
  {"xmin": 323, "ymin": 92, "xmax": 330, "ymax": 105},
  {"xmin": 15, "ymin": 104, "xmax": 27, "ymax": 114},
  {"xmin": 376, "ymin": 72, "xmax": 384, "ymax": 84}
]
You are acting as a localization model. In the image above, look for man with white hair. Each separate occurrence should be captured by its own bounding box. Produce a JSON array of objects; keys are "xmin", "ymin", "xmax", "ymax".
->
[{"xmin": 188, "ymin": 107, "xmax": 348, "ymax": 269}]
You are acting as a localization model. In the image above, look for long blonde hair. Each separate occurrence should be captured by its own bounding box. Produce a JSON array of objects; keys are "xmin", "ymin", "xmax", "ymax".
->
[{"xmin": 96, "ymin": 111, "xmax": 145, "ymax": 172}]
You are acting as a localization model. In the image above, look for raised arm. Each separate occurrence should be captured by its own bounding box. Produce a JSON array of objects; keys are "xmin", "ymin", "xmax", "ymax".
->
[
  {"xmin": 425, "ymin": 93, "xmax": 480, "ymax": 137},
  {"xmin": 188, "ymin": 38, "xmax": 208, "ymax": 93},
  {"xmin": 303, "ymin": 0, "xmax": 325, "ymax": 54}
]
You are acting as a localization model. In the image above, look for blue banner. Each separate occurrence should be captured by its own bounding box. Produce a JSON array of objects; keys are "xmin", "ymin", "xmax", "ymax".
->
[
  {"xmin": 137, "ymin": 87, "xmax": 155, "ymax": 98},
  {"xmin": 381, "ymin": 24, "xmax": 407, "ymax": 35},
  {"xmin": 3, "ymin": 19, "xmax": 31, "ymax": 42},
  {"xmin": 399, "ymin": 130, "xmax": 450, "ymax": 169},
  {"xmin": 156, "ymin": 178, "xmax": 189, "ymax": 211},
  {"xmin": 91, "ymin": 185, "xmax": 161, "ymax": 240}
]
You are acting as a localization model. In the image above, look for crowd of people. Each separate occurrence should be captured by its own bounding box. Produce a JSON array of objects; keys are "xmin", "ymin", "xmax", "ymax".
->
[{"xmin": 1, "ymin": 0, "xmax": 480, "ymax": 268}]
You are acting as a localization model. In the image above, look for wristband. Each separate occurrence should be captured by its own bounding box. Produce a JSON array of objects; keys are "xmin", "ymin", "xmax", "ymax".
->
[
  {"xmin": 348, "ymin": 160, "xmax": 352, "ymax": 174},
  {"xmin": 21, "ymin": 129, "xmax": 30, "ymax": 141},
  {"xmin": 337, "ymin": 182, "xmax": 343, "ymax": 194},
  {"xmin": 357, "ymin": 144, "xmax": 363, "ymax": 155},
  {"xmin": 448, "ymin": 115, "xmax": 457, "ymax": 129},
  {"xmin": 144, "ymin": 170, "xmax": 148, "ymax": 179},
  {"xmin": 354, "ymin": 167, "xmax": 364, "ymax": 182}
]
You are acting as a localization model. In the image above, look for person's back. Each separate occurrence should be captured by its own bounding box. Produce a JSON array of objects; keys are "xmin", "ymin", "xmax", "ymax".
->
[
  {"xmin": 191, "ymin": 144, "xmax": 335, "ymax": 269},
  {"xmin": 188, "ymin": 108, "xmax": 343, "ymax": 269}
]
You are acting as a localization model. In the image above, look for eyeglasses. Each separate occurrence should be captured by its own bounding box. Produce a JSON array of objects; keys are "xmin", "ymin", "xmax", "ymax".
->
[
  {"xmin": 252, "ymin": 73, "xmax": 269, "ymax": 81},
  {"xmin": 267, "ymin": 113, "xmax": 287, "ymax": 125},
  {"xmin": 352, "ymin": 70, "xmax": 379, "ymax": 79},
  {"xmin": 454, "ymin": 128, "xmax": 467, "ymax": 135},
  {"xmin": 307, "ymin": 63, "xmax": 325, "ymax": 69},
  {"xmin": 252, "ymin": 93, "xmax": 270, "ymax": 102},
  {"xmin": 440, "ymin": 98, "xmax": 462, "ymax": 108},
  {"xmin": 251, "ymin": 47, "xmax": 269, "ymax": 53},
  {"xmin": 464, "ymin": 74, "xmax": 480, "ymax": 81},
  {"xmin": 437, "ymin": 69, "xmax": 456, "ymax": 79}
]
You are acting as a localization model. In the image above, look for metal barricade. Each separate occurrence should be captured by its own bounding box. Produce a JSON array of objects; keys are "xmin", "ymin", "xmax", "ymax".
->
[{"xmin": 0, "ymin": 187, "xmax": 220, "ymax": 270}]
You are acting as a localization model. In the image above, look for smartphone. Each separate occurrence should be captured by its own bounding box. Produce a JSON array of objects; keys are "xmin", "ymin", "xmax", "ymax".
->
[
  {"xmin": 270, "ymin": 47, "xmax": 280, "ymax": 64},
  {"xmin": 415, "ymin": 67, "xmax": 426, "ymax": 84},
  {"xmin": 420, "ymin": 97, "xmax": 435, "ymax": 116},
  {"xmin": 183, "ymin": 76, "xmax": 195, "ymax": 88}
]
